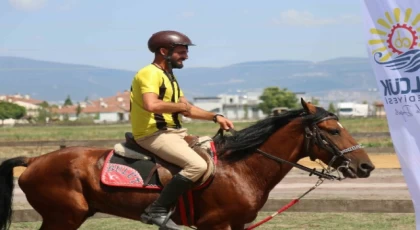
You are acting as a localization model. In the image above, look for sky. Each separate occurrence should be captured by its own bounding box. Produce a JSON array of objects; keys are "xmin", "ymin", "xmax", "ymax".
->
[{"xmin": 0, "ymin": 0, "xmax": 367, "ymax": 71}]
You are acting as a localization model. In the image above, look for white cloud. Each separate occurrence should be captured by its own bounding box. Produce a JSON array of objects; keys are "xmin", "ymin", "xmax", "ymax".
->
[
  {"xmin": 292, "ymin": 72, "xmax": 329, "ymax": 77},
  {"xmin": 272, "ymin": 10, "xmax": 361, "ymax": 27},
  {"xmin": 204, "ymin": 79, "xmax": 245, "ymax": 86},
  {"xmin": 87, "ymin": 77, "xmax": 99, "ymax": 85},
  {"xmin": 178, "ymin": 11, "xmax": 195, "ymax": 19},
  {"xmin": 339, "ymin": 14, "xmax": 362, "ymax": 24},
  {"xmin": 272, "ymin": 10, "xmax": 337, "ymax": 27},
  {"xmin": 57, "ymin": 0, "xmax": 77, "ymax": 11},
  {"xmin": 9, "ymin": 0, "xmax": 46, "ymax": 11},
  {"xmin": 33, "ymin": 35, "xmax": 43, "ymax": 41}
]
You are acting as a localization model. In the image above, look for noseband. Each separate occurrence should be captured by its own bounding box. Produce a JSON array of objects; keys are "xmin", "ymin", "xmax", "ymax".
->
[{"xmin": 256, "ymin": 113, "xmax": 362, "ymax": 180}]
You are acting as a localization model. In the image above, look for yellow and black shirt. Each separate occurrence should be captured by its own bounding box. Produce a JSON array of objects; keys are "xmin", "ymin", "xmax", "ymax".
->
[{"xmin": 130, "ymin": 64, "xmax": 184, "ymax": 139}]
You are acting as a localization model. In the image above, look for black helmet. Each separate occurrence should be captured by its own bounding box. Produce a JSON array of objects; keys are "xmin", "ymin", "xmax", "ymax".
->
[{"xmin": 148, "ymin": 30, "xmax": 195, "ymax": 53}]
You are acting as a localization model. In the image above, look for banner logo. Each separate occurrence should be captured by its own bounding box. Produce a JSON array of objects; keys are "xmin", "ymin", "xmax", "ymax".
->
[{"xmin": 369, "ymin": 8, "xmax": 420, "ymax": 72}]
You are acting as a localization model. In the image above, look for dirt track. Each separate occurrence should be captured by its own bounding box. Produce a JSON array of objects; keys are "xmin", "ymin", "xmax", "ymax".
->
[{"xmin": 297, "ymin": 154, "xmax": 400, "ymax": 169}]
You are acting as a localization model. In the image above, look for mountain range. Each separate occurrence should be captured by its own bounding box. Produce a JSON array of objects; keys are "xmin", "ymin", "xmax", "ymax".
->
[{"xmin": 0, "ymin": 56, "xmax": 381, "ymax": 105}]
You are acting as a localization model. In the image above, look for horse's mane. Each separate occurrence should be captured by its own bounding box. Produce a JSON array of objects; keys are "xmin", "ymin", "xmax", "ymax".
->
[{"xmin": 213, "ymin": 106, "xmax": 331, "ymax": 162}]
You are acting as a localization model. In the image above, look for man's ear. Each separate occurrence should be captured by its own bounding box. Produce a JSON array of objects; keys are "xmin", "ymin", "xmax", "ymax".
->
[{"xmin": 159, "ymin": 48, "xmax": 168, "ymax": 56}]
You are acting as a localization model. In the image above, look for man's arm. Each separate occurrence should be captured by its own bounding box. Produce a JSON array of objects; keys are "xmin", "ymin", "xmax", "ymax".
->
[
  {"xmin": 179, "ymin": 97, "xmax": 234, "ymax": 129},
  {"xmin": 178, "ymin": 97, "xmax": 214, "ymax": 120},
  {"xmin": 135, "ymin": 69, "xmax": 190, "ymax": 114},
  {"xmin": 143, "ymin": 93, "xmax": 189, "ymax": 114}
]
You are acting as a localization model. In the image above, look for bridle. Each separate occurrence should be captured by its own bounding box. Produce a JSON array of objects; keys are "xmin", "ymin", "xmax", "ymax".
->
[
  {"xmin": 255, "ymin": 112, "xmax": 363, "ymax": 180},
  {"xmin": 215, "ymin": 112, "xmax": 363, "ymax": 181}
]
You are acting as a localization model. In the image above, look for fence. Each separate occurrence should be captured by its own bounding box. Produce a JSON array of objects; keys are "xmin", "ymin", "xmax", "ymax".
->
[{"xmin": 0, "ymin": 132, "xmax": 394, "ymax": 153}]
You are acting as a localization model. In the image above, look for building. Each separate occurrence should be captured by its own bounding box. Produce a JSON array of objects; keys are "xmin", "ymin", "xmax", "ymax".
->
[
  {"xmin": 193, "ymin": 92, "xmax": 265, "ymax": 121},
  {"xmin": 52, "ymin": 91, "xmax": 130, "ymax": 123},
  {"xmin": 192, "ymin": 91, "xmax": 263, "ymax": 120},
  {"xmin": 192, "ymin": 91, "xmax": 313, "ymax": 121},
  {"xmin": 0, "ymin": 94, "xmax": 44, "ymax": 125},
  {"xmin": 373, "ymin": 101, "xmax": 386, "ymax": 117},
  {"xmin": 0, "ymin": 94, "xmax": 43, "ymax": 117},
  {"xmin": 337, "ymin": 102, "xmax": 370, "ymax": 118}
]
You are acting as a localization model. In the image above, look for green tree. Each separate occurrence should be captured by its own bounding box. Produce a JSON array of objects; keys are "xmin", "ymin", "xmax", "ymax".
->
[
  {"xmin": 36, "ymin": 108, "xmax": 51, "ymax": 124},
  {"xmin": 63, "ymin": 114, "xmax": 70, "ymax": 121},
  {"xmin": 39, "ymin": 101, "xmax": 49, "ymax": 109},
  {"xmin": 311, "ymin": 97, "xmax": 320, "ymax": 105},
  {"xmin": 243, "ymin": 104, "xmax": 249, "ymax": 120},
  {"xmin": 76, "ymin": 103, "xmax": 83, "ymax": 118},
  {"xmin": 0, "ymin": 101, "xmax": 26, "ymax": 124},
  {"xmin": 258, "ymin": 87, "xmax": 298, "ymax": 114},
  {"xmin": 36, "ymin": 101, "xmax": 51, "ymax": 124},
  {"xmin": 328, "ymin": 102, "xmax": 336, "ymax": 113},
  {"xmin": 64, "ymin": 95, "xmax": 73, "ymax": 106}
]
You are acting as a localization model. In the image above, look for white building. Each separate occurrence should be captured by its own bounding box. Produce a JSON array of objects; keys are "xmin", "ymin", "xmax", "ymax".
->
[
  {"xmin": 337, "ymin": 102, "xmax": 370, "ymax": 118},
  {"xmin": 52, "ymin": 91, "xmax": 130, "ymax": 123},
  {"xmin": 0, "ymin": 94, "xmax": 43, "ymax": 118},
  {"xmin": 193, "ymin": 91, "xmax": 265, "ymax": 121},
  {"xmin": 192, "ymin": 91, "xmax": 312, "ymax": 121},
  {"xmin": 0, "ymin": 94, "xmax": 43, "ymax": 125}
]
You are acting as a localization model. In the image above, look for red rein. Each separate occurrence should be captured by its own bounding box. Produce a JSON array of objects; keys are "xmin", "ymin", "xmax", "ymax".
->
[{"xmin": 245, "ymin": 199, "xmax": 300, "ymax": 230}]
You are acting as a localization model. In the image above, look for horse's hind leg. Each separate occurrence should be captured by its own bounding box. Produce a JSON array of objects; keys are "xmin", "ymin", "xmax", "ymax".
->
[
  {"xmin": 39, "ymin": 210, "xmax": 89, "ymax": 230},
  {"xmin": 26, "ymin": 191, "xmax": 90, "ymax": 230}
]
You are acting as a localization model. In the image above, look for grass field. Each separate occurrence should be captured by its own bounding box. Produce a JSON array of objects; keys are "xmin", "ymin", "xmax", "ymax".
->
[
  {"xmin": 9, "ymin": 212, "xmax": 414, "ymax": 230},
  {"xmin": 0, "ymin": 117, "xmax": 399, "ymax": 173},
  {"xmin": 0, "ymin": 117, "xmax": 391, "ymax": 144}
]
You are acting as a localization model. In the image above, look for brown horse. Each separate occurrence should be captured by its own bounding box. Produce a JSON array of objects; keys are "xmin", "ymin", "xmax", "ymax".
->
[{"xmin": 0, "ymin": 99, "xmax": 375, "ymax": 230}]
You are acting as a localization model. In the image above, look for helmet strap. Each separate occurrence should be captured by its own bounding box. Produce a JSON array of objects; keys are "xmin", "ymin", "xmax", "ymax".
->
[{"xmin": 164, "ymin": 46, "xmax": 175, "ymax": 81}]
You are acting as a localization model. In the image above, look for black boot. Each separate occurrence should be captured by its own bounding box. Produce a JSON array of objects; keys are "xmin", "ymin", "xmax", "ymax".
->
[{"xmin": 141, "ymin": 174, "xmax": 193, "ymax": 230}]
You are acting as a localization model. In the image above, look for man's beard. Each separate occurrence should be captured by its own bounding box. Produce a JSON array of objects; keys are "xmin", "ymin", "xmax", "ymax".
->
[{"xmin": 170, "ymin": 59, "xmax": 184, "ymax": 69}]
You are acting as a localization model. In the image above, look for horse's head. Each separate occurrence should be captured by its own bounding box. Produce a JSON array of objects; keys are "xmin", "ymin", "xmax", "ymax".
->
[{"xmin": 299, "ymin": 98, "xmax": 375, "ymax": 179}]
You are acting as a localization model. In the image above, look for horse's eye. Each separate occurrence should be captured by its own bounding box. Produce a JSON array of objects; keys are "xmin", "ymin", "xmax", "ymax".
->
[{"xmin": 329, "ymin": 129, "xmax": 340, "ymax": 135}]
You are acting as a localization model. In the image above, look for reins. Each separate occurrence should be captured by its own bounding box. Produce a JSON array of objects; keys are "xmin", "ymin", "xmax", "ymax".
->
[
  {"xmin": 215, "ymin": 114, "xmax": 362, "ymax": 182},
  {"xmin": 244, "ymin": 177, "xmax": 325, "ymax": 230}
]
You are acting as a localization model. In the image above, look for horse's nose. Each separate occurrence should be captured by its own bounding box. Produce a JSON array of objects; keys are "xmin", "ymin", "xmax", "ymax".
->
[{"xmin": 358, "ymin": 162, "xmax": 375, "ymax": 177}]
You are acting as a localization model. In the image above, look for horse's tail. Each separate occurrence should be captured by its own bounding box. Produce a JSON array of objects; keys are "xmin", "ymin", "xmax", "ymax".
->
[{"xmin": 0, "ymin": 157, "xmax": 29, "ymax": 230}]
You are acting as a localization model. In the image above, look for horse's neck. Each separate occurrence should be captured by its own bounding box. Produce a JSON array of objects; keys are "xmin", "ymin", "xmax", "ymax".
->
[{"xmin": 243, "ymin": 122, "xmax": 305, "ymax": 194}]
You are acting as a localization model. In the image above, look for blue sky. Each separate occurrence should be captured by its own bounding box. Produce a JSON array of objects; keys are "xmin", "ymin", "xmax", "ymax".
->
[{"xmin": 1, "ymin": 0, "xmax": 366, "ymax": 71}]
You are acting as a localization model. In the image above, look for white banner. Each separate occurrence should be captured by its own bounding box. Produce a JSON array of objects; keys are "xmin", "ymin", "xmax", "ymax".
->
[{"xmin": 362, "ymin": 0, "xmax": 420, "ymax": 228}]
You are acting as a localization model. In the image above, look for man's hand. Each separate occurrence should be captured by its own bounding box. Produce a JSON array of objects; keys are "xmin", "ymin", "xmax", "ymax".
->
[
  {"xmin": 216, "ymin": 115, "xmax": 234, "ymax": 130},
  {"xmin": 179, "ymin": 102, "xmax": 192, "ymax": 117},
  {"xmin": 177, "ymin": 97, "xmax": 234, "ymax": 129}
]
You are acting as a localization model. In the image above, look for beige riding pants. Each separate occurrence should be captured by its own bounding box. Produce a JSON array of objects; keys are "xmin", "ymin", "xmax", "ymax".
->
[{"xmin": 135, "ymin": 128, "xmax": 207, "ymax": 182}]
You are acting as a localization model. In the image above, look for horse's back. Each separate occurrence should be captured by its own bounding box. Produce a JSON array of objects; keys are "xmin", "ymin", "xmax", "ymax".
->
[
  {"xmin": 18, "ymin": 146, "xmax": 109, "ymax": 192},
  {"xmin": 15, "ymin": 147, "xmax": 109, "ymax": 228}
]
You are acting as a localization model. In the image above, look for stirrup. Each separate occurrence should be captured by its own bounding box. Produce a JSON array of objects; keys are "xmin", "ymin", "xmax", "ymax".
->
[{"xmin": 159, "ymin": 207, "xmax": 176, "ymax": 230}]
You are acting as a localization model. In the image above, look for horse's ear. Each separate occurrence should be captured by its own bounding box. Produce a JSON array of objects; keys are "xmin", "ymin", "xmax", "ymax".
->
[{"xmin": 301, "ymin": 98, "xmax": 310, "ymax": 113}]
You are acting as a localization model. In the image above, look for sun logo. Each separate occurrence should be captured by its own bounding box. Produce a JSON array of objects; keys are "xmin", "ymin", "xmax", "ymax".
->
[{"xmin": 369, "ymin": 8, "xmax": 420, "ymax": 72}]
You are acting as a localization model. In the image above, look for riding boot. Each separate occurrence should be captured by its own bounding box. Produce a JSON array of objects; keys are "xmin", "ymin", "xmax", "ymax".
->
[{"xmin": 141, "ymin": 173, "xmax": 194, "ymax": 230}]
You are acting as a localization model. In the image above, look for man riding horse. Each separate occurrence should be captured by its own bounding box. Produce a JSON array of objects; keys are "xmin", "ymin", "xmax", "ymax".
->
[{"xmin": 130, "ymin": 30, "xmax": 235, "ymax": 229}]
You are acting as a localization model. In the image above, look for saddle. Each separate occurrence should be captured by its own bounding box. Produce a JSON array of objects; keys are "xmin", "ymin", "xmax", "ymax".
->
[{"xmin": 101, "ymin": 132, "xmax": 217, "ymax": 189}]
